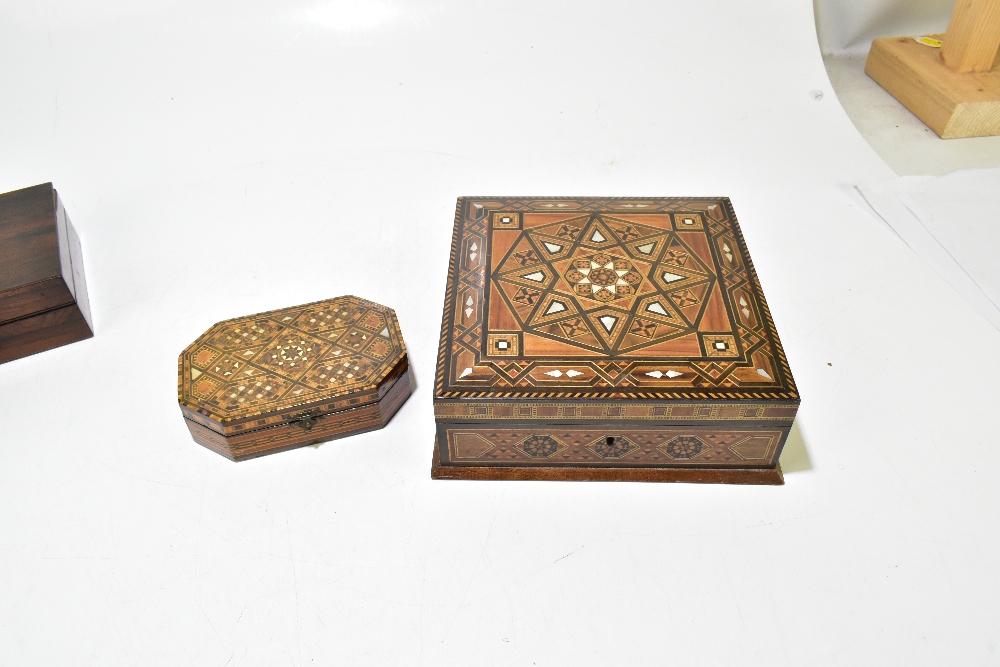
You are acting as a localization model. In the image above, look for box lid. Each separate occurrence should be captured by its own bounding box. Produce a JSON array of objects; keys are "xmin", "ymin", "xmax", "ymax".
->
[
  {"xmin": 0, "ymin": 183, "xmax": 79, "ymax": 324},
  {"xmin": 434, "ymin": 197, "xmax": 798, "ymax": 411},
  {"xmin": 178, "ymin": 295, "xmax": 408, "ymax": 435}
]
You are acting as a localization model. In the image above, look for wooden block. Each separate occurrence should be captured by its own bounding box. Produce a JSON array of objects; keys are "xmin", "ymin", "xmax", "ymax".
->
[
  {"xmin": 941, "ymin": 0, "xmax": 1000, "ymax": 73},
  {"xmin": 865, "ymin": 35, "xmax": 1000, "ymax": 138},
  {"xmin": 432, "ymin": 197, "xmax": 800, "ymax": 484},
  {"xmin": 178, "ymin": 295, "xmax": 412, "ymax": 460},
  {"xmin": 0, "ymin": 183, "xmax": 94, "ymax": 364}
]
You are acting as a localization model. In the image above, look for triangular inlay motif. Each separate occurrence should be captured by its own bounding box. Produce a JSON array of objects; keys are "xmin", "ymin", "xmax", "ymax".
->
[
  {"xmin": 545, "ymin": 300, "xmax": 568, "ymax": 315},
  {"xmin": 646, "ymin": 301, "xmax": 669, "ymax": 316}
]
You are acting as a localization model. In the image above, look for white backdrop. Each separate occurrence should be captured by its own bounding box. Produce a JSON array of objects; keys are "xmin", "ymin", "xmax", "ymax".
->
[
  {"xmin": 2, "ymin": 1, "xmax": 1000, "ymax": 664},
  {"xmin": 815, "ymin": 0, "xmax": 953, "ymax": 53}
]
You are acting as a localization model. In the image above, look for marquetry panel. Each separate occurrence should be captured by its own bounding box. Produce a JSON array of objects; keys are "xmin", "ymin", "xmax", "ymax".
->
[
  {"xmin": 435, "ymin": 197, "xmax": 797, "ymax": 401},
  {"xmin": 439, "ymin": 426, "xmax": 787, "ymax": 467},
  {"xmin": 179, "ymin": 295, "xmax": 407, "ymax": 423}
]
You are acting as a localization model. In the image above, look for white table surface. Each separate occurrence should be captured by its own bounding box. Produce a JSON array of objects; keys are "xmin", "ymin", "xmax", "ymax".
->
[{"xmin": 2, "ymin": 1, "xmax": 999, "ymax": 664}]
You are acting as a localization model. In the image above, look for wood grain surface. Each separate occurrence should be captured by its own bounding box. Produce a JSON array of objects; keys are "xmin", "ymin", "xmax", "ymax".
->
[
  {"xmin": 0, "ymin": 183, "xmax": 62, "ymax": 294},
  {"xmin": 866, "ymin": 36, "xmax": 1000, "ymax": 138},
  {"xmin": 0, "ymin": 303, "xmax": 93, "ymax": 364},
  {"xmin": 941, "ymin": 0, "xmax": 1000, "ymax": 73},
  {"xmin": 0, "ymin": 183, "xmax": 94, "ymax": 364}
]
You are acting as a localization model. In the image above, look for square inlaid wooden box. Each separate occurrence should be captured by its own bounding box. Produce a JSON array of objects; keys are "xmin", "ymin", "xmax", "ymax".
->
[
  {"xmin": 0, "ymin": 183, "xmax": 94, "ymax": 365},
  {"xmin": 432, "ymin": 197, "xmax": 799, "ymax": 484},
  {"xmin": 179, "ymin": 296, "xmax": 412, "ymax": 461}
]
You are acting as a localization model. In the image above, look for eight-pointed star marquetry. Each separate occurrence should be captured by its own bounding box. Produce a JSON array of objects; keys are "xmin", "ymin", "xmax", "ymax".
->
[
  {"xmin": 434, "ymin": 197, "xmax": 798, "ymax": 418},
  {"xmin": 437, "ymin": 197, "xmax": 797, "ymax": 405},
  {"xmin": 489, "ymin": 212, "xmax": 725, "ymax": 356}
]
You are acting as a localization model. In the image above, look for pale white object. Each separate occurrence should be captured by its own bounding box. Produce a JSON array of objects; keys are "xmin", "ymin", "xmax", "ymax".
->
[
  {"xmin": 544, "ymin": 300, "xmax": 567, "ymax": 315},
  {"xmin": 815, "ymin": 0, "xmax": 953, "ymax": 55},
  {"xmin": 646, "ymin": 302, "xmax": 669, "ymax": 315},
  {"xmin": 644, "ymin": 370, "xmax": 683, "ymax": 379},
  {"xmin": 295, "ymin": 0, "xmax": 399, "ymax": 33}
]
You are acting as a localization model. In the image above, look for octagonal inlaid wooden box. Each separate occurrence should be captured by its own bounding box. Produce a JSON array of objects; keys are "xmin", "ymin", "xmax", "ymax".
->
[
  {"xmin": 432, "ymin": 197, "xmax": 799, "ymax": 484},
  {"xmin": 179, "ymin": 296, "xmax": 411, "ymax": 461}
]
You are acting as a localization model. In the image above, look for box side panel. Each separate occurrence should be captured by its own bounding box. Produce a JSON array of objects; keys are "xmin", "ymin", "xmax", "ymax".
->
[
  {"xmin": 0, "ymin": 183, "xmax": 61, "ymax": 294},
  {"xmin": 0, "ymin": 189, "xmax": 89, "ymax": 328},
  {"xmin": 435, "ymin": 419, "xmax": 790, "ymax": 469},
  {"xmin": 434, "ymin": 399, "xmax": 798, "ymax": 424},
  {"xmin": 184, "ymin": 419, "xmax": 237, "ymax": 460},
  {"xmin": 0, "ymin": 302, "xmax": 94, "ymax": 364},
  {"xmin": 181, "ymin": 359, "xmax": 410, "ymax": 436},
  {"xmin": 723, "ymin": 197, "xmax": 799, "ymax": 398},
  {"xmin": 433, "ymin": 197, "xmax": 468, "ymax": 399},
  {"xmin": 431, "ymin": 449, "xmax": 784, "ymax": 484},
  {"xmin": 0, "ymin": 277, "xmax": 75, "ymax": 325},
  {"xmin": 54, "ymin": 190, "xmax": 75, "ymax": 298},
  {"xmin": 59, "ymin": 196, "xmax": 93, "ymax": 330},
  {"xmin": 185, "ymin": 366, "xmax": 412, "ymax": 461}
]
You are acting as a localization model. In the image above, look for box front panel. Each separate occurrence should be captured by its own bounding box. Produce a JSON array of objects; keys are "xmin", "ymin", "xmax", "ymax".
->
[
  {"xmin": 436, "ymin": 421, "xmax": 789, "ymax": 469},
  {"xmin": 188, "ymin": 368, "xmax": 412, "ymax": 461}
]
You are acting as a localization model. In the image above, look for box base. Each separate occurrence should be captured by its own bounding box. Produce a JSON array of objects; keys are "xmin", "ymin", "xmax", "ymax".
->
[
  {"xmin": 0, "ymin": 303, "xmax": 93, "ymax": 364},
  {"xmin": 430, "ymin": 438, "xmax": 784, "ymax": 485},
  {"xmin": 865, "ymin": 35, "xmax": 1000, "ymax": 138},
  {"xmin": 192, "ymin": 420, "xmax": 396, "ymax": 462}
]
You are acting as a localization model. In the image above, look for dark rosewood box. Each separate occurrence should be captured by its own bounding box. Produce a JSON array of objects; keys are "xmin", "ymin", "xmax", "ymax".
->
[
  {"xmin": 432, "ymin": 197, "xmax": 799, "ymax": 484},
  {"xmin": 178, "ymin": 295, "xmax": 412, "ymax": 461},
  {"xmin": 0, "ymin": 183, "xmax": 94, "ymax": 364}
]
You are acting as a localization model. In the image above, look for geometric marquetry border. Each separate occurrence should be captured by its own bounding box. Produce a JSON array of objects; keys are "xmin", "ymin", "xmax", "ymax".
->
[
  {"xmin": 441, "ymin": 426, "xmax": 787, "ymax": 467},
  {"xmin": 434, "ymin": 197, "xmax": 799, "ymax": 401}
]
